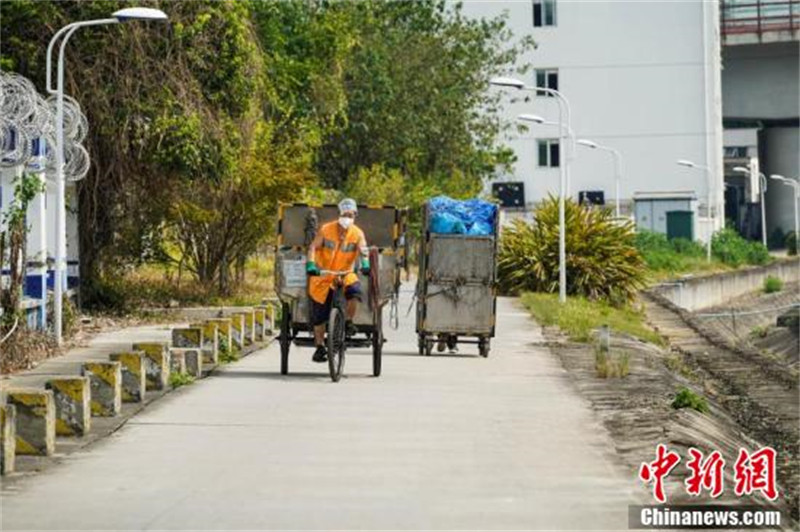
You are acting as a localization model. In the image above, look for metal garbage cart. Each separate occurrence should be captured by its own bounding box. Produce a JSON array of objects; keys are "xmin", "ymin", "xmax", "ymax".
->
[
  {"xmin": 275, "ymin": 203, "xmax": 406, "ymax": 376},
  {"xmin": 416, "ymin": 203, "xmax": 498, "ymax": 357}
]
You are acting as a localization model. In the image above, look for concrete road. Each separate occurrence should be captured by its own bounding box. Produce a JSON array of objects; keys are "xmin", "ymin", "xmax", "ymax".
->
[{"xmin": 1, "ymin": 291, "xmax": 641, "ymax": 530}]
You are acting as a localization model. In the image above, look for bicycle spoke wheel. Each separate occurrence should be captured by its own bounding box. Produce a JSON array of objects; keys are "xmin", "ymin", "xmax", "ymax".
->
[{"xmin": 327, "ymin": 307, "xmax": 346, "ymax": 382}]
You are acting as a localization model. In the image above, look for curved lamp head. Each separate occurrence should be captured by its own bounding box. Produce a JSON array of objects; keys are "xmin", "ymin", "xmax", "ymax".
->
[
  {"xmin": 733, "ymin": 166, "xmax": 750, "ymax": 174},
  {"xmin": 769, "ymin": 174, "xmax": 788, "ymax": 182},
  {"xmin": 577, "ymin": 139, "xmax": 598, "ymax": 149},
  {"xmin": 677, "ymin": 159, "xmax": 697, "ymax": 168},
  {"xmin": 490, "ymin": 76, "xmax": 526, "ymax": 90},
  {"xmin": 113, "ymin": 7, "xmax": 168, "ymax": 22},
  {"xmin": 517, "ymin": 113, "xmax": 546, "ymax": 124}
]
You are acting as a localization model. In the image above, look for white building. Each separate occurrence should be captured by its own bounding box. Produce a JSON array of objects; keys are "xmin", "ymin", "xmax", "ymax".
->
[{"xmin": 462, "ymin": 0, "xmax": 796, "ymax": 244}]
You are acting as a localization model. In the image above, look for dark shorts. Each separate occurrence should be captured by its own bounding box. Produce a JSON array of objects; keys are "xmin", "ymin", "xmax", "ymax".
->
[{"xmin": 311, "ymin": 282, "xmax": 362, "ymax": 326}]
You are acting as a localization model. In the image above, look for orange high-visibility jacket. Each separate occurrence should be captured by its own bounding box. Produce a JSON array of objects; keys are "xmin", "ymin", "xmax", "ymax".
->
[{"xmin": 309, "ymin": 221, "xmax": 364, "ymax": 304}]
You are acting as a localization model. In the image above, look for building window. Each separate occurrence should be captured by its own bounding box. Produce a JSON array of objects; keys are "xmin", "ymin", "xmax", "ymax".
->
[
  {"xmin": 535, "ymin": 68, "xmax": 558, "ymax": 96},
  {"xmin": 538, "ymin": 139, "xmax": 560, "ymax": 168},
  {"xmin": 533, "ymin": 0, "xmax": 557, "ymax": 27}
]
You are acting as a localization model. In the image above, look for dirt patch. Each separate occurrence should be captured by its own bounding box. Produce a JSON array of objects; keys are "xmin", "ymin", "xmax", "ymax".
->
[{"xmin": 538, "ymin": 324, "xmax": 796, "ymax": 527}]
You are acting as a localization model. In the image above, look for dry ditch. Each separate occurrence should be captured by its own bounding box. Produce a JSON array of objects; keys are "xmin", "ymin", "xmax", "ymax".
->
[
  {"xmin": 643, "ymin": 290, "xmax": 799, "ymax": 522},
  {"xmin": 536, "ymin": 299, "xmax": 797, "ymax": 527}
]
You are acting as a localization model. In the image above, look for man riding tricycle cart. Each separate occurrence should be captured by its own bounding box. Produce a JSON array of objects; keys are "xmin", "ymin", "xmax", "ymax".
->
[{"xmin": 275, "ymin": 199, "xmax": 405, "ymax": 382}]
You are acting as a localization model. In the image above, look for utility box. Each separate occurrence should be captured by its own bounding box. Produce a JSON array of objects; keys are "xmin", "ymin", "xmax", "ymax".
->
[{"xmin": 634, "ymin": 192, "xmax": 697, "ymax": 235}]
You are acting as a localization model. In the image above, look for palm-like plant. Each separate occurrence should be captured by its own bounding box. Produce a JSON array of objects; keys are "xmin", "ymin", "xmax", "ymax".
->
[{"xmin": 498, "ymin": 196, "xmax": 645, "ymax": 304}]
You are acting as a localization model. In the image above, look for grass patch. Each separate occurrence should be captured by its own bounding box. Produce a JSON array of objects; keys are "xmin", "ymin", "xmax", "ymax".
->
[
  {"xmin": 218, "ymin": 338, "xmax": 240, "ymax": 364},
  {"xmin": 169, "ymin": 372, "xmax": 195, "ymax": 388},
  {"xmin": 763, "ymin": 276, "xmax": 783, "ymax": 294},
  {"xmin": 521, "ymin": 292, "xmax": 664, "ymax": 345},
  {"xmin": 671, "ymin": 387, "xmax": 709, "ymax": 414}
]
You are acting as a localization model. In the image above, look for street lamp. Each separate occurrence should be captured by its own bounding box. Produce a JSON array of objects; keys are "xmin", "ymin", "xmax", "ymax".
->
[
  {"xmin": 492, "ymin": 76, "xmax": 571, "ymax": 303},
  {"xmin": 733, "ymin": 165, "xmax": 768, "ymax": 247},
  {"xmin": 770, "ymin": 175, "xmax": 799, "ymax": 277},
  {"xmin": 46, "ymin": 7, "xmax": 168, "ymax": 344},
  {"xmin": 577, "ymin": 139, "xmax": 622, "ymax": 218},
  {"xmin": 677, "ymin": 159, "xmax": 714, "ymax": 262}
]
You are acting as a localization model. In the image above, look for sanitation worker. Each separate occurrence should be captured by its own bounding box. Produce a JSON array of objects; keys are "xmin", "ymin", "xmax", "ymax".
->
[{"xmin": 305, "ymin": 198, "xmax": 370, "ymax": 362}]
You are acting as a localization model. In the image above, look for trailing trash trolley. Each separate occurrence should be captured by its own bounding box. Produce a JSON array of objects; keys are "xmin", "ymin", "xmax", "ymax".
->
[
  {"xmin": 275, "ymin": 203, "xmax": 406, "ymax": 377},
  {"xmin": 416, "ymin": 197, "xmax": 498, "ymax": 357}
]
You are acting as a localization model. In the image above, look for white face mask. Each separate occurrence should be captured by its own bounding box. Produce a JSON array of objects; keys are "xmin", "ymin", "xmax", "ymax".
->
[{"xmin": 338, "ymin": 216, "xmax": 354, "ymax": 229}]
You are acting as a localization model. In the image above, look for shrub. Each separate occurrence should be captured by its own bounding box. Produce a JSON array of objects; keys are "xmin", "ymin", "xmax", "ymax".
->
[
  {"xmin": 711, "ymin": 227, "xmax": 770, "ymax": 267},
  {"xmin": 671, "ymin": 387, "xmax": 709, "ymax": 414},
  {"xmin": 763, "ymin": 276, "xmax": 783, "ymax": 294},
  {"xmin": 634, "ymin": 231, "xmax": 708, "ymax": 275},
  {"xmin": 498, "ymin": 196, "xmax": 646, "ymax": 303}
]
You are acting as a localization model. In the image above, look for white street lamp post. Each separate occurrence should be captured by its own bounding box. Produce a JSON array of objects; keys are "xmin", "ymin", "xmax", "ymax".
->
[
  {"xmin": 770, "ymin": 175, "xmax": 800, "ymax": 283},
  {"xmin": 492, "ymin": 76, "xmax": 571, "ymax": 303},
  {"xmin": 577, "ymin": 139, "xmax": 622, "ymax": 218},
  {"xmin": 677, "ymin": 159, "xmax": 714, "ymax": 262},
  {"xmin": 46, "ymin": 7, "xmax": 168, "ymax": 344},
  {"xmin": 733, "ymin": 165, "xmax": 768, "ymax": 247}
]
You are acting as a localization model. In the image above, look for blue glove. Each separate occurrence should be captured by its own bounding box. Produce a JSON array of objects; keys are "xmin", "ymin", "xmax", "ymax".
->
[
  {"xmin": 306, "ymin": 261, "xmax": 320, "ymax": 276},
  {"xmin": 360, "ymin": 258, "xmax": 371, "ymax": 276}
]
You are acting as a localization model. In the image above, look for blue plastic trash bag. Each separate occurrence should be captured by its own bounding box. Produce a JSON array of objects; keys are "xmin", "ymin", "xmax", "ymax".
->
[
  {"xmin": 430, "ymin": 212, "xmax": 466, "ymax": 234},
  {"xmin": 466, "ymin": 220, "xmax": 493, "ymax": 236},
  {"xmin": 427, "ymin": 195, "xmax": 497, "ymax": 235}
]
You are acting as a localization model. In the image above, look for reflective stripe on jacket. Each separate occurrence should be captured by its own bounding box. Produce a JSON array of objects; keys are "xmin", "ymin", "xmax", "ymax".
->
[{"xmin": 308, "ymin": 221, "xmax": 364, "ymax": 304}]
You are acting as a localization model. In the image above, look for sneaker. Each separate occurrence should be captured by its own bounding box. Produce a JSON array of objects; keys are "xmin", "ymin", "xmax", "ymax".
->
[
  {"xmin": 346, "ymin": 321, "xmax": 357, "ymax": 338},
  {"xmin": 312, "ymin": 346, "xmax": 327, "ymax": 363}
]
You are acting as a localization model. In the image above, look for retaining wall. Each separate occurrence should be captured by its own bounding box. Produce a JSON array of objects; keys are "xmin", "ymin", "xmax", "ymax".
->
[{"xmin": 649, "ymin": 257, "xmax": 799, "ymax": 311}]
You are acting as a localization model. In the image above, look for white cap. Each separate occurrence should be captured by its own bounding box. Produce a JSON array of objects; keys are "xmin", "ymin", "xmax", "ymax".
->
[{"xmin": 339, "ymin": 198, "xmax": 358, "ymax": 214}]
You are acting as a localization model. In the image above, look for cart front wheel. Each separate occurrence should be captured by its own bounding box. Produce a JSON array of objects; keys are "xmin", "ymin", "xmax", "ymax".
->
[{"xmin": 327, "ymin": 307, "xmax": 346, "ymax": 382}]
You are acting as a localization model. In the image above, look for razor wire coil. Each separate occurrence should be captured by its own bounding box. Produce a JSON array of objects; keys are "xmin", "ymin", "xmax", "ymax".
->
[{"xmin": 0, "ymin": 70, "xmax": 90, "ymax": 181}]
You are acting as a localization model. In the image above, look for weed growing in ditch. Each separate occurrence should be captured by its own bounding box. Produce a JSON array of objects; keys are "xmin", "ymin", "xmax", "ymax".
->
[
  {"xmin": 595, "ymin": 346, "xmax": 630, "ymax": 378},
  {"xmin": 671, "ymin": 387, "xmax": 709, "ymax": 414}
]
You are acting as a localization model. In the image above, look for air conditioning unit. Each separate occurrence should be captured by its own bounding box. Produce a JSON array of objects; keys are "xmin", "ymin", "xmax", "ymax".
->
[
  {"xmin": 579, "ymin": 190, "xmax": 605, "ymax": 206},
  {"xmin": 492, "ymin": 182, "xmax": 525, "ymax": 208}
]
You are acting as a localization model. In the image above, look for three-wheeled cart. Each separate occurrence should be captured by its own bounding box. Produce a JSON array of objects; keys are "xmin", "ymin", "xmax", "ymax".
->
[
  {"xmin": 416, "ymin": 203, "xmax": 498, "ymax": 357},
  {"xmin": 275, "ymin": 204, "xmax": 406, "ymax": 376}
]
